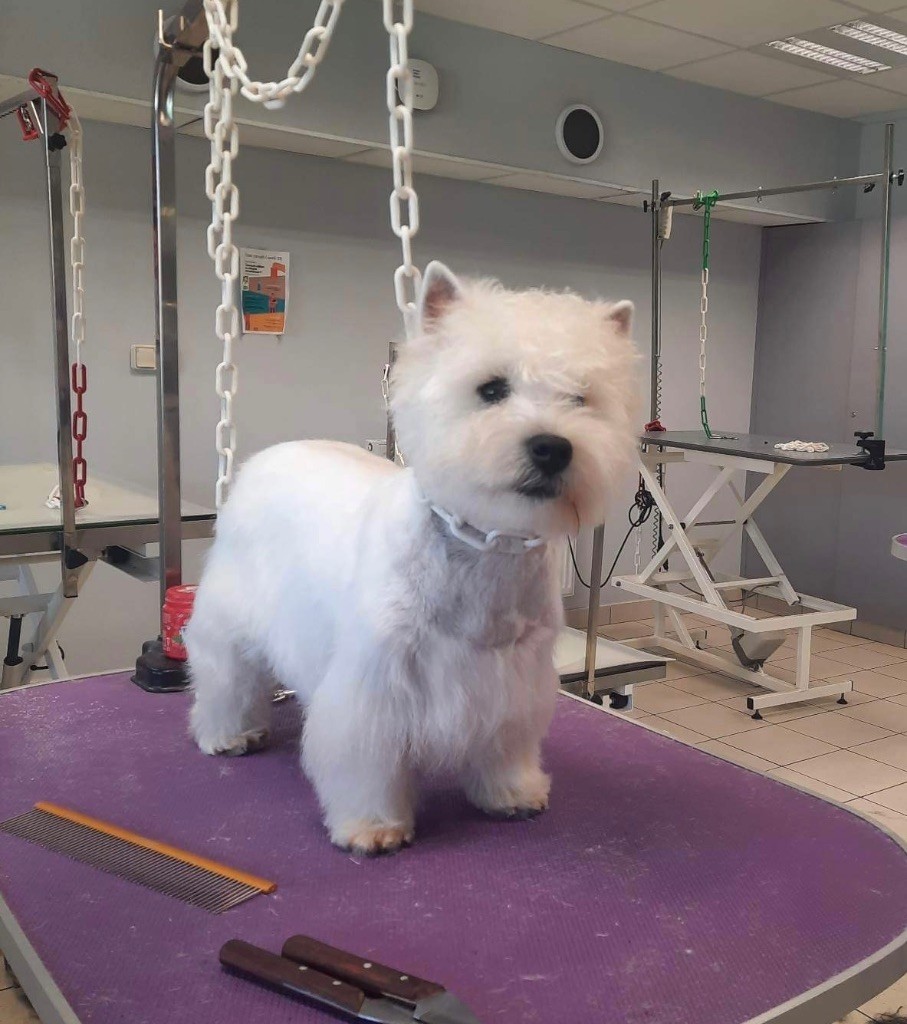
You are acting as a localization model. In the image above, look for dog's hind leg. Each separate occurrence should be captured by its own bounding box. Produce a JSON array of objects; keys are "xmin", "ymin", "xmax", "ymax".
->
[
  {"xmin": 187, "ymin": 614, "xmax": 272, "ymax": 757},
  {"xmin": 301, "ymin": 679, "xmax": 416, "ymax": 856}
]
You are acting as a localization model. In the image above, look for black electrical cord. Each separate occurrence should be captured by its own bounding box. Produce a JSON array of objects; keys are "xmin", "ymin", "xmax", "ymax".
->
[
  {"xmin": 676, "ymin": 580, "xmax": 774, "ymax": 606},
  {"xmin": 568, "ymin": 479, "xmax": 656, "ymax": 590}
]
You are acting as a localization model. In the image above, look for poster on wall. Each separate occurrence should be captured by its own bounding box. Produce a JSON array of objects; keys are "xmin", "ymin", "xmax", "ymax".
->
[{"xmin": 240, "ymin": 248, "xmax": 289, "ymax": 335}]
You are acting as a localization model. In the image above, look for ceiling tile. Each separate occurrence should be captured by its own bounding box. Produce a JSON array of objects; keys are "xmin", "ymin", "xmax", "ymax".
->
[
  {"xmin": 769, "ymin": 78, "xmax": 905, "ymax": 116},
  {"xmin": 487, "ymin": 172, "xmax": 625, "ymax": 199},
  {"xmin": 413, "ymin": 0, "xmax": 607, "ymax": 40},
  {"xmin": 866, "ymin": 66, "xmax": 907, "ymax": 92},
  {"xmin": 670, "ymin": 51, "xmax": 835, "ymax": 94},
  {"xmin": 545, "ymin": 14, "xmax": 732, "ymax": 69},
  {"xmin": 850, "ymin": 0, "xmax": 907, "ymax": 10},
  {"xmin": 634, "ymin": 0, "xmax": 865, "ymax": 47}
]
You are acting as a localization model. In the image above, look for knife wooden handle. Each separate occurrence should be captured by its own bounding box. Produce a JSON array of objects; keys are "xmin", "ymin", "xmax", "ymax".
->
[
  {"xmin": 282, "ymin": 934, "xmax": 446, "ymax": 1005},
  {"xmin": 220, "ymin": 940, "xmax": 366, "ymax": 1016}
]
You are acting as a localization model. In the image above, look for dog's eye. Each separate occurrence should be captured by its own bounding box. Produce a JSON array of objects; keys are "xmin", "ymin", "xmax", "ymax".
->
[
  {"xmin": 477, "ymin": 377, "xmax": 510, "ymax": 404},
  {"xmin": 572, "ymin": 394, "xmax": 586, "ymax": 407}
]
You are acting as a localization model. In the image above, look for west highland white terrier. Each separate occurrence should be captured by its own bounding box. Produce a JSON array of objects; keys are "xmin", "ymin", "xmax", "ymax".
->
[{"xmin": 187, "ymin": 262, "xmax": 640, "ymax": 855}]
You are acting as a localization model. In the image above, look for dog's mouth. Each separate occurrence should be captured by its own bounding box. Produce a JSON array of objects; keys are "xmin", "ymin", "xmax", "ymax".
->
[{"xmin": 514, "ymin": 476, "xmax": 564, "ymax": 501}]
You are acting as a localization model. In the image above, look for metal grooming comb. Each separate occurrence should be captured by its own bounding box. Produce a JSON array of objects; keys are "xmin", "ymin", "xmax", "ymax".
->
[{"xmin": 0, "ymin": 801, "xmax": 276, "ymax": 913}]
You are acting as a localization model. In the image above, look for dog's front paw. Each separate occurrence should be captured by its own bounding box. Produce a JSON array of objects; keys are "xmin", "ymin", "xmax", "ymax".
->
[
  {"xmin": 468, "ymin": 769, "xmax": 551, "ymax": 821},
  {"xmin": 332, "ymin": 822, "xmax": 414, "ymax": 857},
  {"xmin": 195, "ymin": 728, "xmax": 270, "ymax": 757}
]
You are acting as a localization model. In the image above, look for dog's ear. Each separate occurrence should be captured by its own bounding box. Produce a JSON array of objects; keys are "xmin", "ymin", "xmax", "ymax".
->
[
  {"xmin": 420, "ymin": 261, "xmax": 462, "ymax": 329},
  {"xmin": 605, "ymin": 300, "xmax": 634, "ymax": 337}
]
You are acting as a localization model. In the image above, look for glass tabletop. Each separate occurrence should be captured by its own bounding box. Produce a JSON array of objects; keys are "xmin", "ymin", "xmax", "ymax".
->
[{"xmin": 0, "ymin": 463, "xmax": 214, "ymax": 537}]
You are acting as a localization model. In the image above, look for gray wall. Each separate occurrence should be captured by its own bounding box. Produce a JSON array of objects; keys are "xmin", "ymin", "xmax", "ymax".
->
[
  {"xmin": 2, "ymin": 119, "xmax": 762, "ymax": 674},
  {"xmin": 0, "ymin": 0, "xmax": 861, "ymax": 220},
  {"xmin": 747, "ymin": 207, "xmax": 907, "ymax": 631}
]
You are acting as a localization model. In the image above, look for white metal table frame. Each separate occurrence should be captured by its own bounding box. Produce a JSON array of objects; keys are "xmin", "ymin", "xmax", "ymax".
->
[
  {"xmin": 591, "ymin": 129, "xmax": 906, "ymax": 716},
  {"xmin": 612, "ymin": 442, "xmax": 860, "ymax": 714}
]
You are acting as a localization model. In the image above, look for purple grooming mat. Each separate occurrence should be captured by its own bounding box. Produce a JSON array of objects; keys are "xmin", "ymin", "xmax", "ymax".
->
[{"xmin": 1, "ymin": 674, "xmax": 906, "ymax": 1024}]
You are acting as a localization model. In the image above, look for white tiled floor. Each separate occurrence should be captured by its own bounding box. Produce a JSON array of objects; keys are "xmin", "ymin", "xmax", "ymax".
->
[
  {"xmin": 602, "ymin": 619, "xmax": 907, "ymax": 1023},
  {"xmin": 0, "ymin": 960, "xmax": 37, "ymax": 1024}
]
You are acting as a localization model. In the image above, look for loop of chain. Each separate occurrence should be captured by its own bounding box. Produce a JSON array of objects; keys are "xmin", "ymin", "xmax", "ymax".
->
[
  {"xmin": 68, "ymin": 114, "xmax": 88, "ymax": 508},
  {"xmin": 203, "ymin": 0, "xmax": 344, "ymax": 507},
  {"xmin": 203, "ymin": 0, "xmax": 344, "ymax": 110},
  {"xmin": 699, "ymin": 267, "xmax": 709, "ymax": 398},
  {"xmin": 383, "ymin": 0, "xmax": 420, "ymax": 467},
  {"xmin": 383, "ymin": 0, "xmax": 421, "ymax": 341}
]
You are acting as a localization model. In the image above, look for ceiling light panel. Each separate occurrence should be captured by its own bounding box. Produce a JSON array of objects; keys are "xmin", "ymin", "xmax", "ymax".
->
[
  {"xmin": 831, "ymin": 20, "xmax": 907, "ymax": 57},
  {"xmin": 767, "ymin": 36, "xmax": 892, "ymax": 73}
]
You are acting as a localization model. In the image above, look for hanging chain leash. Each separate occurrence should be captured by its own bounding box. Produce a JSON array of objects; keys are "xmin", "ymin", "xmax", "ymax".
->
[
  {"xmin": 695, "ymin": 189, "xmax": 719, "ymax": 440},
  {"xmin": 381, "ymin": 0, "xmax": 421, "ymax": 465},
  {"xmin": 382, "ymin": 0, "xmax": 421, "ymax": 340},
  {"xmin": 68, "ymin": 113, "xmax": 88, "ymax": 508},
  {"xmin": 202, "ymin": 0, "xmax": 345, "ymax": 508},
  {"xmin": 20, "ymin": 70, "xmax": 88, "ymax": 509}
]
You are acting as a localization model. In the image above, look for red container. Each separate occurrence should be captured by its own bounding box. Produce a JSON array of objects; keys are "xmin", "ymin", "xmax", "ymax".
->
[{"xmin": 161, "ymin": 585, "xmax": 197, "ymax": 661}]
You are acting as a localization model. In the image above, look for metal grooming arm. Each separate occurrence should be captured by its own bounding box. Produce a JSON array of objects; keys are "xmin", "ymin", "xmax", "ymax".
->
[
  {"xmin": 0, "ymin": 92, "xmax": 80, "ymax": 599},
  {"xmin": 133, "ymin": 2, "xmax": 209, "ymax": 692},
  {"xmin": 583, "ymin": 128, "xmax": 904, "ymax": 712}
]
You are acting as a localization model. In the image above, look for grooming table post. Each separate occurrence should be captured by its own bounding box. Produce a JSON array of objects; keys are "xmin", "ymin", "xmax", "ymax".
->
[
  {"xmin": 615, "ymin": 432, "xmax": 907, "ymax": 714},
  {"xmin": 583, "ymin": 524, "xmax": 605, "ymax": 699},
  {"xmin": 134, "ymin": 4, "xmax": 209, "ymax": 693}
]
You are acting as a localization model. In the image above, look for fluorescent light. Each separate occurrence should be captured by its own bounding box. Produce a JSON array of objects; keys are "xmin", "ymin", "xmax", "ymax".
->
[
  {"xmin": 832, "ymin": 20, "xmax": 907, "ymax": 58},
  {"xmin": 767, "ymin": 36, "xmax": 891, "ymax": 74}
]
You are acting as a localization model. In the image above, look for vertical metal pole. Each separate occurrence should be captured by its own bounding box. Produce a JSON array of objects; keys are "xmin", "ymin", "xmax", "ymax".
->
[
  {"xmin": 650, "ymin": 179, "xmax": 661, "ymax": 424},
  {"xmin": 42, "ymin": 100, "xmax": 79, "ymax": 598},
  {"xmin": 651, "ymin": 178, "xmax": 665, "ymax": 557},
  {"xmin": 876, "ymin": 123, "xmax": 894, "ymax": 437},
  {"xmin": 385, "ymin": 341, "xmax": 398, "ymax": 461},
  {"xmin": 584, "ymin": 525, "xmax": 605, "ymax": 696},
  {"xmin": 151, "ymin": 52, "xmax": 183, "ymax": 617}
]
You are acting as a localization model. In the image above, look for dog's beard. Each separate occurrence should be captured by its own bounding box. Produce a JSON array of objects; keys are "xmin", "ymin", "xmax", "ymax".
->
[{"xmin": 514, "ymin": 474, "xmax": 564, "ymax": 501}]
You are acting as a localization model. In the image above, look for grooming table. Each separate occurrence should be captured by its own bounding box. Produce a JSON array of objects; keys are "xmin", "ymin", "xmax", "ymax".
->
[
  {"xmin": 3, "ymin": 676, "xmax": 907, "ymax": 1024},
  {"xmin": 0, "ymin": 464, "xmax": 214, "ymax": 686},
  {"xmin": 613, "ymin": 431, "xmax": 907, "ymax": 716}
]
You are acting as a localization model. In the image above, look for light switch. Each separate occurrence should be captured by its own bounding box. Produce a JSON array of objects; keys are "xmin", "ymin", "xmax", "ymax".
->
[{"xmin": 131, "ymin": 345, "xmax": 157, "ymax": 371}]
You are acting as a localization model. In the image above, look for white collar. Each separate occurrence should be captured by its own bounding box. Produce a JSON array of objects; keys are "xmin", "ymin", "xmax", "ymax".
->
[{"xmin": 418, "ymin": 489, "xmax": 546, "ymax": 555}]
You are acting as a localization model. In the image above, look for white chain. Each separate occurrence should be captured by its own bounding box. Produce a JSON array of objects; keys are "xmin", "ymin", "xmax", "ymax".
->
[
  {"xmin": 382, "ymin": 0, "xmax": 421, "ymax": 339},
  {"xmin": 68, "ymin": 114, "xmax": 85, "ymax": 373},
  {"xmin": 699, "ymin": 266, "xmax": 708, "ymax": 401},
  {"xmin": 203, "ymin": 0, "xmax": 345, "ymax": 508},
  {"xmin": 204, "ymin": 0, "xmax": 344, "ymax": 110},
  {"xmin": 381, "ymin": 0, "xmax": 420, "ymax": 466},
  {"xmin": 634, "ymin": 525, "xmax": 642, "ymax": 576}
]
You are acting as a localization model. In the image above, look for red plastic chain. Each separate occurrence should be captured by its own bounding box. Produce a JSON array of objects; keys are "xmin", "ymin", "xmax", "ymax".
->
[
  {"xmin": 71, "ymin": 363, "xmax": 88, "ymax": 508},
  {"xmin": 15, "ymin": 103, "xmax": 40, "ymax": 141}
]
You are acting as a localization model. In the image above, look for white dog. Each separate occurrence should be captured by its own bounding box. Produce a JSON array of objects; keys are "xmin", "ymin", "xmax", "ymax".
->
[{"xmin": 187, "ymin": 263, "xmax": 639, "ymax": 856}]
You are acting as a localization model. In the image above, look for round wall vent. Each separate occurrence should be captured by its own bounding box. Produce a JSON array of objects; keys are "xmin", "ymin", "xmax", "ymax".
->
[{"xmin": 555, "ymin": 105, "xmax": 604, "ymax": 164}]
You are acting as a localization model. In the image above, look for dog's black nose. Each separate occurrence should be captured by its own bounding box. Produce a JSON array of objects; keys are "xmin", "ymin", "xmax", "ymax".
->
[{"xmin": 526, "ymin": 434, "xmax": 573, "ymax": 477}]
